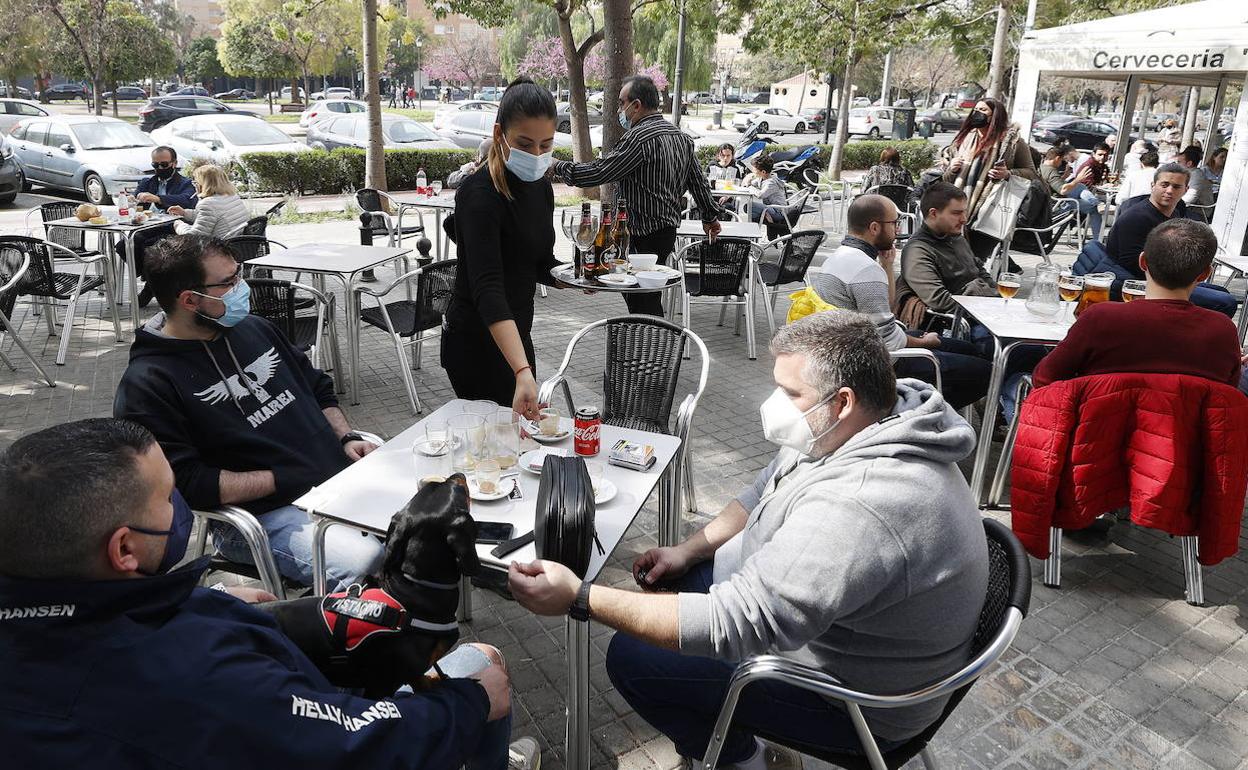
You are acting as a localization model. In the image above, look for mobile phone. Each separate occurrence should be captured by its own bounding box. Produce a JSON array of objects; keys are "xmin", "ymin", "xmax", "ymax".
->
[
  {"xmin": 476, "ymin": 521, "xmax": 515, "ymax": 545},
  {"xmin": 993, "ymin": 159, "xmax": 1007, "ymax": 167}
]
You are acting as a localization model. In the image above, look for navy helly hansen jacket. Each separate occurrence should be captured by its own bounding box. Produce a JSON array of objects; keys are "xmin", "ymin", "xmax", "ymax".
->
[{"xmin": 0, "ymin": 558, "xmax": 490, "ymax": 769}]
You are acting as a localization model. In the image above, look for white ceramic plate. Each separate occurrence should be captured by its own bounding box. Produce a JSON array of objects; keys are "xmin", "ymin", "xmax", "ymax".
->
[
  {"xmin": 521, "ymin": 447, "xmax": 568, "ymax": 474},
  {"xmin": 593, "ymin": 478, "xmax": 617, "ymax": 505},
  {"xmin": 468, "ymin": 476, "xmax": 514, "ymax": 502},
  {"xmin": 598, "ymin": 273, "xmax": 639, "ymax": 287},
  {"xmin": 522, "ymin": 418, "xmax": 571, "ymax": 443},
  {"xmin": 413, "ymin": 437, "xmax": 449, "ymax": 457}
]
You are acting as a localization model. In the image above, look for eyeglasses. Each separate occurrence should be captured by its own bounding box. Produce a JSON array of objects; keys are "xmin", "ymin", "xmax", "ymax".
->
[
  {"xmin": 875, "ymin": 218, "xmax": 900, "ymax": 226},
  {"xmin": 196, "ymin": 265, "xmax": 242, "ymax": 291},
  {"xmin": 152, "ymin": 161, "xmax": 174, "ymax": 169}
]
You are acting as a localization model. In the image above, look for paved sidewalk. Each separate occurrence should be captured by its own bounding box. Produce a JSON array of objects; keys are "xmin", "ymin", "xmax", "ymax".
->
[{"xmin": 3, "ymin": 203, "xmax": 1248, "ymax": 770}]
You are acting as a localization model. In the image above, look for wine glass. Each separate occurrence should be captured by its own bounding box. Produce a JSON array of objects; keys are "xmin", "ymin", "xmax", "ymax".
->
[
  {"xmin": 998, "ymin": 272, "xmax": 1022, "ymax": 308},
  {"xmin": 573, "ymin": 213, "xmax": 599, "ymax": 254},
  {"xmin": 1057, "ymin": 273, "xmax": 1084, "ymax": 321},
  {"xmin": 432, "ymin": 180, "xmax": 443, "ymax": 196}
]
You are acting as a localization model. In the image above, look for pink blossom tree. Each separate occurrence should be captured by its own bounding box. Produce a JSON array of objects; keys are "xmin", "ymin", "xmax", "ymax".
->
[
  {"xmin": 423, "ymin": 30, "xmax": 500, "ymax": 92},
  {"xmin": 518, "ymin": 37, "xmax": 566, "ymax": 86}
]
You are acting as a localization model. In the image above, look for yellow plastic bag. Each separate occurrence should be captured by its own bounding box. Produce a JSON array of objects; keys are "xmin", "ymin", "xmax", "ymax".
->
[{"xmin": 785, "ymin": 287, "xmax": 837, "ymax": 324}]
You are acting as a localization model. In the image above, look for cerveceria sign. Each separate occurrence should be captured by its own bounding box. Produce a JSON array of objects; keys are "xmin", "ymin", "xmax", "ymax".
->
[{"xmin": 1092, "ymin": 48, "xmax": 1227, "ymax": 70}]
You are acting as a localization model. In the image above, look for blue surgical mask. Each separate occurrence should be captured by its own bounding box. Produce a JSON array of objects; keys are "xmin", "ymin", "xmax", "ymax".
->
[
  {"xmin": 132, "ymin": 488, "xmax": 194, "ymax": 575},
  {"xmin": 618, "ymin": 109, "xmax": 631, "ymax": 130},
  {"xmin": 193, "ymin": 279, "xmax": 250, "ymax": 328},
  {"xmin": 503, "ymin": 137, "xmax": 553, "ymax": 182}
]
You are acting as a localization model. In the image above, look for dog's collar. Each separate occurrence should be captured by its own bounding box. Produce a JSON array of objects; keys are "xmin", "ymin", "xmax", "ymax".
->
[
  {"xmin": 401, "ymin": 572, "xmax": 460, "ymax": 591},
  {"xmin": 409, "ymin": 616, "xmax": 461, "ymax": 633}
]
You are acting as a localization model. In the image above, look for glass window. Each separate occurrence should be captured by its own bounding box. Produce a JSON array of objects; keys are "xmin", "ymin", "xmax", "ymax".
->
[
  {"xmin": 384, "ymin": 119, "xmax": 441, "ymax": 144},
  {"xmin": 351, "ymin": 119, "xmax": 369, "ymax": 141},
  {"xmin": 45, "ymin": 127, "xmax": 71, "ymax": 149},
  {"xmin": 195, "ymin": 99, "xmax": 225, "ymax": 112},
  {"xmin": 328, "ymin": 102, "xmax": 348, "ymax": 113},
  {"xmin": 10, "ymin": 102, "xmax": 44, "ymax": 116},
  {"xmin": 216, "ymin": 120, "xmax": 291, "ymax": 146},
  {"xmin": 70, "ymin": 121, "xmax": 154, "ymax": 150},
  {"xmin": 9, "ymin": 121, "xmax": 27, "ymax": 140}
]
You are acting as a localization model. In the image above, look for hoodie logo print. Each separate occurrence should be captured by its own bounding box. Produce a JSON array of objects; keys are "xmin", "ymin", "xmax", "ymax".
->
[{"xmin": 195, "ymin": 347, "xmax": 280, "ymax": 405}]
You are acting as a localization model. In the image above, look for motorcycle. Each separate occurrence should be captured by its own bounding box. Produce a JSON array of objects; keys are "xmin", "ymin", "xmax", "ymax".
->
[{"xmin": 733, "ymin": 122, "xmax": 822, "ymax": 190}]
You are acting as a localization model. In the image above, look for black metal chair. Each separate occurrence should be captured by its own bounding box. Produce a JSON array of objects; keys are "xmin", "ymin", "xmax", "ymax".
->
[
  {"xmin": 356, "ymin": 188, "xmax": 426, "ymax": 248},
  {"xmin": 247, "ymin": 277, "xmax": 340, "ymax": 372},
  {"xmin": 354, "ymin": 259, "xmax": 457, "ymax": 413},
  {"xmin": 538, "ymin": 315, "xmax": 710, "ymax": 533},
  {"xmin": 35, "ymin": 201, "xmax": 103, "ymax": 260},
  {"xmin": 0, "ymin": 235, "xmax": 120, "ymax": 365},
  {"xmin": 264, "ymin": 199, "xmax": 286, "ymax": 219},
  {"xmin": 226, "ymin": 235, "xmax": 285, "ymax": 267},
  {"xmin": 752, "ymin": 230, "xmax": 826, "ymax": 336},
  {"xmin": 862, "ymin": 183, "xmax": 916, "ymax": 215},
  {"xmin": 0, "ymin": 246, "xmax": 53, "ymax": 386},
  {"xmin": 700, "ymin": 518, "xmax": 1031, "ymax": 770},
  {"xmin": 241, "ymin": 215, "xmax": 269, "ymax": 236},
  {"xmin": 1000, "ymin": 202, "xmax": 1077, "ymax": 270},
  {"xmin": 676, "ymin": 238, "xmax": 762, "ymax": 359}
]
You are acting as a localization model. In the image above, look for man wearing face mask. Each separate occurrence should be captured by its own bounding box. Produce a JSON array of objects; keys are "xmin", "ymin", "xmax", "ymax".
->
[
  {"xmin": 551, "ymin": 74, "xmax": 723, "ymax": 315},
  {"xmin": 113, "ymin": 235, "xmax": 384, "ymax": 593},
  {"xmin": 505, "ymin": 312, "xmax": 990, "ymax": 768},
  {"xmin": 129, "ymin": 146, "xmax": 199, "ymax": 307},
  {"xmin": 0, "ymin": 418, "xmax": 538, "ymax": 770}
]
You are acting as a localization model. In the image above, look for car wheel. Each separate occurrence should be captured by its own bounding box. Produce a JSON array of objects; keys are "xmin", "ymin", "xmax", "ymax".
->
[
  {"xmin": 558, "ymin": 120, "xmax": 570, "ymax": 133},
  {"xmin": 868, "ymin": 127, "xmax": 881, "ymax": 139},
  {"xmin": 16, "ymin": 167, "xmax": 28, "ymax": 193},
  {"xmin": 757, "ymin": 122, "xmax": 769, "ymax": 133},
  {"xmin": 84, "ymin": 173, "xmax": 110, "ymax": 206},
  {"xmin": 794, "ymin": 123, "xmax": 805, "ymax": 134}
]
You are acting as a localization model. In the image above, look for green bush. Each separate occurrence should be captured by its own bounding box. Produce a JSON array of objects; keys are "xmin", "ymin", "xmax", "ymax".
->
[
  {"xmin": 239, "ymin": 148, "xmax": 474, "ymax": 195},
  {"xmin": 693, "ymin": 139, "xmax": 938, "ymax": 178}
]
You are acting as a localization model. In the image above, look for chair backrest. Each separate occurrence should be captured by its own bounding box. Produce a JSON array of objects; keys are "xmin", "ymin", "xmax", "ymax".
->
[
  {"xmin": 39, "ymin": 201, "xmax": 88, "ymax": 252},
  {"xmin": 0, "ymin": 244, "xmax": 28, "ymax": 320},
  {"xmin": 974, "ymin": 518, "xmax": 1031, "ymax": 656},
  {"xmin": 863, "ymin": 184, "xmax": 914, "ymax": 213},
  {"xmin": 686, "ymin": 238, "xmax": 755, "ymax": 297},
  {"xmin": 265, "ymin": 200, "xmax": 286, "ymax": 218},
  {"xmin": 0, "ymin": 235, "xmax": 55, "ymax": 299},
  {"xmin": 356, "ymin": 188, "xmax": 390, "ymax": 214},
  {"xmin": 241, "ymin": 216, "xmax": 268, "ymax": 236},
  {"xmin": 406, "ymin": 258, "xmax": 457, "ymax": 335},
  {"xmin": 227, "ymin": 235, "xmax": 278, "ymax": 265},
  {"xmin": 247, "ymin": 278, "xmax": 298, "ymax": 342},
  {"xmin": 770, "ymin": 230, "xmax": 825, "ymax": 285},
  {"xmin": 601, "ymin": 316, "xmax": 689, "ymax": 433}
]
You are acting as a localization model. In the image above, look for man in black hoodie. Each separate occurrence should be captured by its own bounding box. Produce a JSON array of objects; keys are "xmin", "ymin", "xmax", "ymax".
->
[{"xmin": 114, "ymin": 235, "xmax": 383, "ymax": 592}]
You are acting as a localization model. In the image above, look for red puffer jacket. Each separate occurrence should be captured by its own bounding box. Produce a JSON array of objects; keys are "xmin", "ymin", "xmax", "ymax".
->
[{"xmin": 1010, "ymin": 373, "xmax": 1248, "ymax": 566}]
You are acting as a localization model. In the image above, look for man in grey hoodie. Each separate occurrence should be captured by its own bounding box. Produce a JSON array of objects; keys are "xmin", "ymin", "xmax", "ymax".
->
[{"xmin": 507, "ymin": 312, "xmax": 989, "ymax": 768}]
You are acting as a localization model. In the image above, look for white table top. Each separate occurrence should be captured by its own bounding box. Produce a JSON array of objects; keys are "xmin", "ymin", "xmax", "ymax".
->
[
  {"xmin": 394, "ymin": 195, "xmax": 456, "ymax": 210},
  {"xmin": 953, "ymin": 295, "xmax": 1073, "ymax": 343},
  {"xmin": 46, "ymin": 208, "xmax": 178, "ymax": 233},
  {"xmin": 677, "ymin": 220, "xmax": 764, "ymax": 240},
  {"xmin": 294, "ymin": 399, "xmax": 681, "ymax": 580},
  {"xmin": 245, "ymin": 243, "xmax": 411, "ymax": 276},
  {"xmin": 711, "ymin": 187, "xmax": 761, "ymax": 198}
]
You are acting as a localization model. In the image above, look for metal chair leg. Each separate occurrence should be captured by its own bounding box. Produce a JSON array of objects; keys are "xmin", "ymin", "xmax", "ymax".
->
[
  {"xmin": 989, "ymin": 412, "xmax": 1022, "ymax": 508},
  {"xmin": 458, "ymin": 574, "xmax": 473, "ymax": 621},
  {"xmin": 1043, "ymin": 528, "xmax": 1062, "ymax": 588},
  {"xmin": 41, "ymin": 296, "xmax": 57, "ymax": 336},
  {"xmin": 919, "ymin": 744, "xmax": 938, "ymax": 769},
  {"xmin": 717, "ymin": 297, "xmax": 729, "ymax": 327},
  {"xmin": 392, "ymin": 333, "xmax": 422, "ymax": 414},
  {"xmin": 55, "ymin": 276, "xmax": 87, "ymax": 365},
  {"xmin": 683, "ymin": 446, "xmax": 697, "ymax": 513},
  {"xmin": 1181, "ymin": 536, "xmax": 1204, "ymax": 606},
  {"xmin": 745, "ymin": 292, "xmax": 757, "ymax": 360},
  {"xmin": 0, "ymin": 309, "xmax": 53, "ymax": 386},
  {"xmin": 412, "ymin": 336, "xmax": 424, "ymax": 369}
]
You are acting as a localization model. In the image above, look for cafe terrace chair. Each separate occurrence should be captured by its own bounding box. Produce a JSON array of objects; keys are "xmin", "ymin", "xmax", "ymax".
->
[
  {"xmin": 247, "ymin": 277, "xmax": 340, "ymax": 373},
  {"xmin": 353, "ymin": 259, "xmax": 457, "ymax": 414},
  {"xmin": 699, "ymin": 518, "xmax": 1030, "ymax": 770},
  {"xmin": 0, "ymin": 246, "xmax": 54, "ymax": 386},
  {"xmin": 34, "ymin": 201, "xmax": 104, "ymax": 260},
  {"xmin": 186, "ymin": 434, "xmax": 385, "ymax": 600},
  {"xmin": 0, "ymin": 235, "xmax": 121, "ymax": 365},
  {"xmin": 538, "ymin": 315, "xmax": 709, "ymax": 539},
  {"xmin": 749, "ymin": 230, "xmax": 826, "ymax": 337},
  {"xmin": 241, "ymin": 215, "xmax": 269, "ymax": 237},
  {"xmin": 675, "ymin": 238, "xmax": 761, "ymax": 360},
  {"xmin": 356, "ymin": 188, "xmax": 426, "ymax": 249}
]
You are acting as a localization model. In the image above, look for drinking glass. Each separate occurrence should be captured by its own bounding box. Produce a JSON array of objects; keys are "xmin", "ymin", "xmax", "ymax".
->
[
  {"xmin": 424, "ymin": 419, "xmax": 449, "ymax": 455},
  {"xmin": 998, "ymin": 272, "xmax": 1022, "ymax": 307},
  {"xmin": 447, "ymin": 413, "xmax": 485, "ymax": 474},
  {"xmin": 538, "ymin": 406, "xmax": 562, "ymax": 437},
  {"xmin": 573, "ymin": 214, "xmax": 599, "ymax": 253},
  {"xmin": 1057, "ymin": 273, "xmax": 1084, "ymax": 320},
  {"xmin": 1076, "ymin": 272, "xmax": 1114, "ymax": 316},
  {"xmin": 1122, "ymin": 279, "xmax": 1146, "ymax": 303},
  {"xmin": 475, "ymin": 458, "xmax": 501, "ymax": 495},
  {"xmin": 432, "ymin": 180, "xmax": 443, "ymax": 196},
  {"xmin": 488, "ymin": 408, "xmax": 520, "ymax": 471},
  {"xmin": 584, "ymin": 459, "xmax": 604, "ymax": 496}
]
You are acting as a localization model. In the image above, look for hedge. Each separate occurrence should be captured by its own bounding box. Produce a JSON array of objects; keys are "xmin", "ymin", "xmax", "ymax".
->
[
  {"xmin": 693, "ymin": 139, "xmax": 939, "ymax": 178},
  {"xmin": 239, "ymin": 148, "xmax": 474, "ymax": 195}
]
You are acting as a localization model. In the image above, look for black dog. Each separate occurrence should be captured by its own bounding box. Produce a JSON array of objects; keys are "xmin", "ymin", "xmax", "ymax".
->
[{"xmin": 261, "ymin": 474, "xmax": 480, "ymax": 697}]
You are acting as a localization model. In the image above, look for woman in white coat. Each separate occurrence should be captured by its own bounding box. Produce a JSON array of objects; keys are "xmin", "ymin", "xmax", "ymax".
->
[{"xmin": 167, "ymin": 164, "xmax": 251, "ymax": 239}]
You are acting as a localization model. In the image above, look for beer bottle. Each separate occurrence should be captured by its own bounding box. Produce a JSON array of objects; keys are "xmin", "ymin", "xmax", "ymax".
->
[
  {"xmin": 574, "ymin": 201, "xmax": 592, "ymax": 280},
  {"xmin": 590, "ymin": 203, "xmax": 614, "ymax": 276},
  {"xmin": 611, "ymin": 198, "xmax": 630, "ymax": 262}
]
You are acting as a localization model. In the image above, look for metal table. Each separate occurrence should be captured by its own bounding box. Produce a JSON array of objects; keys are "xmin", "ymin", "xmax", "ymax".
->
[
  {"xmin": 245, "ymin": 243, "xmax": 412, "ymax": 404},
  {"xmin": 393, "ymin": 194, "xmax": 456, "ymax": 260},
  {"xmin": 677, "ymin": 219, "xmax": 765, "ymax": 241},
  {"xmin": 44, "ymin": 209, "xmax": 180, "ymax": 333},
  {"xmin": 294, "ymin": 398, "xmax": 682, "ymax": 770},
  {"xmin": 708, "ymin": 185, "xmax": 760, "ymax": 221},
  {"xmin": 952, "ymin": 295, "xmax": 1072, "ymax": 506},
  {"xmin": 549, "ymin": 264, "xmax": 682, "ymax": 294},
  {"xmin": 1214, "ymin": 252, "xmax": 1248, "ymax": 343}
]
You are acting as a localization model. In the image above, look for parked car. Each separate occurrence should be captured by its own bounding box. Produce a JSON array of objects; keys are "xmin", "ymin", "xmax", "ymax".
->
[
  {"xmin": 39, "ymin": 83, "xmax": 90, "ymax": 103},
  {"xmin": 311, "ymin": 87, "xmax": 354, "ymax": 101},
  {"xmin": 152, "ymin": 114, "xmax": 310, "ymax": 167},
  {"xmin": 732, "ymin": 106, "xmax": 807, "ymax": 134},
  {"xmin": 138, "ymin": 96, "xmax": 257, "ymax": 132},
  {"xmin": 917, "ymin": 108, "xmax": 965, "ymax": 133},
  {"xmin": 432, "ymin": 100, "xmax": 498, "ymax": 131},
  {"xmin": 0, "ymin": 84, "xmax": 32, "ymax": 99},
  {"xmin": 299, "ymin": 98, "xmax": 367, "ymax": 128},
  {"xmin": 8, "ymin": 115, "xmax": 155, "ymax": 205},
  {"xmin": 0, "ymin": 134, "xmax": 22, "ymax": 204},
  {"xmin": 846, "ymin": 107, "xmax": 894, "ymax": 138},
  {"xmin": 269, "ymin": 86, "xmax": 306, "ymax": 101},
  {"xmin": 1032, "ymin": 117, "xmax": 1131, "ymax": 150},
  {"xmin": 0, "ymin": 99, "xmax": 48, "ymax": 134},
  {"xmin": 1093, "ymin": 111, "xmax": 1121, "ymax": 126},
  {"xmin": 799, "ymin": 107, "xmax": 835, "ymax": 132},
  {"xmin": 750, "ymin": 92, "xmax": 770, "ymax": 104},
  {"xmin": 687, "ymin": 92, "xmax": 717, "ymax": 105},
  {"xmin": 102, "ymin": 86, "xmax": 148, "ymax": 101},
  {"xmin": 555, "ymin": 102, "xmax": 603, "ymax": 134},
  {"xmin": 214, "ymin": 88, "xmax": 257, "ymax": 100},
  {"xmin": 435, "ymin": 109, "xmax": 573, "ymax": 150},
  {"xmin": 473, "ymin": 87, "xmax": 504, "ymax": 102},
  {"xmin": 171, "ymin": 86, "xmax": 210, "ymax": 97},
  {"xmin": 307, "ymin": 113, "xmax": 460, "ymax": 151}
]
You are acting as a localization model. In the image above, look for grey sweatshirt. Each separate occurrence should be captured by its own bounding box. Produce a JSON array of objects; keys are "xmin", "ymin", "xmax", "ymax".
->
[{"xmin": 680, "ymin": 380, "xmax": 989, "ymax": 741}]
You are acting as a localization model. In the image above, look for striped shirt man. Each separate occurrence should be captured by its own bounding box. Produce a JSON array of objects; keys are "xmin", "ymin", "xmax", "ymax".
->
[{"xmin": 551, "ymin": 112, "xmax": 721, "ymax": 237}]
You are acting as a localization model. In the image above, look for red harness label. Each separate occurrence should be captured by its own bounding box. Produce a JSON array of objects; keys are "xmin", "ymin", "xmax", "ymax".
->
[{"xmin": 320, "ymin": 586, "xmax": 407, "ymax": 651}]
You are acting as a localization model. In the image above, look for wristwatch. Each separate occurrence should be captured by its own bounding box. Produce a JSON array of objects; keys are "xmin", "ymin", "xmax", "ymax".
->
[
  {"xmin": 569, "ymin": 580, "xmax": 592, "ymax": 622},
  {"xmin": 339, "ymin": 431, "xmax": 365, "ymax": 447}
]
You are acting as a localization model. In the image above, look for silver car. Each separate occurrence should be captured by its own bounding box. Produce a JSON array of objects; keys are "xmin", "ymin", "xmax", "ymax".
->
[
  {"xmin": 436, "ymin": 110, "xmax": 574, "ymax": 150},
  {"xmin": 0, "ymin": 99, "xmax": 48, "ymax": 134},
  {"xmin": 8, "ymin": 115, "xmax": 156, "ymax": 205}
]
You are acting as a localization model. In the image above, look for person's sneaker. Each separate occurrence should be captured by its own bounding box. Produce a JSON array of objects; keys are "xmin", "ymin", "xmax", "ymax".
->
[
  {"xmin": 760, "ymin": 743, "xmax": 803, "ymax": 769},
  {"xmin": 507, "ymin": 737, "xmax": 541, "ymax": 770}
]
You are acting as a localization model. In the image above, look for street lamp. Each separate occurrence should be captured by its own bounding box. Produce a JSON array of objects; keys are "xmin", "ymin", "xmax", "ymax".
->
[{"xmin": 415, "ymin": 37, "xmax": 424, "ymax": 109}]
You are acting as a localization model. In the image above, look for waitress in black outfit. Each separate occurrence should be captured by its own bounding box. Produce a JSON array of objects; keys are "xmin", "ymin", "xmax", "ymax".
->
[{"xmin": 442, "ymin": 78, "xmax": 560, "ymax": 420}]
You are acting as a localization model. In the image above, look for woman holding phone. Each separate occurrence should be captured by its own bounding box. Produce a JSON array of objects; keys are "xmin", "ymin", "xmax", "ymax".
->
[
  {"xmin": 441, "ymin": 77, "xmax": 560, "ymax": 420},
  {"xmin": 941, "ymin": 98, "xmax": 1037, "ymax": 262}
]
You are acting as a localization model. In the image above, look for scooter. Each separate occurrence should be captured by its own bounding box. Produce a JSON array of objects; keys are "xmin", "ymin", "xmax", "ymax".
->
[
  {"xmin": 734, "ymin": 122, "xmax": 822, "ymax": 190},
  {"xmin": 733, "ymin": 122, "xmax": 778, "ymax": 172}
]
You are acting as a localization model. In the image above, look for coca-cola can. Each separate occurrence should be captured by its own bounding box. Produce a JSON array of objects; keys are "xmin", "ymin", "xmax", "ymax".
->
[{"xmin": 574, "ymin": 406, "xmax": 601, "ymax": 456}]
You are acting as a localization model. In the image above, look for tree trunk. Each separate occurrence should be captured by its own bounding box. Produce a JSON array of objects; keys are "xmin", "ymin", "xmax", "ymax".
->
[
  {"xmin": 110, "ymin": 80, "xmax": 118, "ymax": 117},
  {"xmin": 92, "ymin": 77, "xmax": 103, "ymax": 116},
  {"xmin": 291, "ymin": 75, "xmax": 299, "ymax": 104},
  {"xmin": 827, "ymin": 57, "xmax": 856, "ymax": 181},
  {"xmin": 362, "ymin": 0, "xmax": 386, "ymax": 191},
  {"xmin": 555, "ymin": 2, "xmax": 599, "ymax": 199},
  {"xmin": 601, "ymin": 0, "xmax": 633, "ymax": 203},
  {"xmin": 986, "ymin": 0, "xmax": 1011, "ymax": 99}
]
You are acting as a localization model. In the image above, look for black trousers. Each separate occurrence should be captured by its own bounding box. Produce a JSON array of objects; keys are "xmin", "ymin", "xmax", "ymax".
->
[
  {"xmin": 440, "ymin": 321, "xmax": 536, "ymax": 407},
  {"xmin": 624, "ymin": 226, "xmax": 677, "ymax": 316}
]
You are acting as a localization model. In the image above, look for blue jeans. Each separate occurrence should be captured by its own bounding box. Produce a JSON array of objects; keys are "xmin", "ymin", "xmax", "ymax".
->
[
  {"xmin": 969, "ymin": 324, "xmax": 1047, "ymax": 423},
  {"xmin": 212, "ymin": 504, "xmax": 385, "ymax": 593},
  {"xmin": 410, "ymin": 644, "xmax": 512, "ymax": 770},
  {"xmin": 748, "ymin": 200, "xmax": 784, "ymax": 224},
  {"xmin": 1064, "ymin": 184, "xmax": 1103, "ymax": 240},
  {"xmin": 893, "ymin": 334, "xmax": 992, "ymax": 410},
  {"xmin": 606, "ymin": 561, "xmax": 899, "ymax": 765}
]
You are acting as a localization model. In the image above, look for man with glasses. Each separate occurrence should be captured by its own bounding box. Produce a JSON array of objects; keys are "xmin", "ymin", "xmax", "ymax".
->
[
  {"xmin": 551, "ymin": 74, "xmax": 722, "ymax": 315},
  {"xmin": 130, "ymin": 146, "xmax": 198, "ymax": 307},
  {"xmin": 114, "ymin": 235, "xmax": 384, "ymax": 592},
  {"xmin": 809, "ymin": 194, "xmax": 990, "ymax": 409}
]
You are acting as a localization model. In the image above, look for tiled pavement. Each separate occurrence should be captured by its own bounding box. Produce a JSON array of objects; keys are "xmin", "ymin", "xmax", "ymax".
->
[{"xmin": 4, "ymin": 202, "xmax": 1248, "ymax": 770}]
